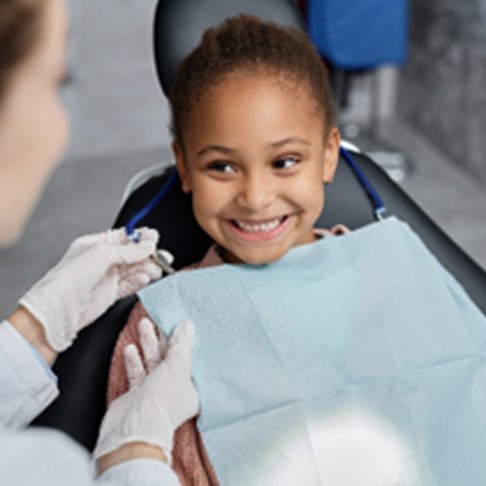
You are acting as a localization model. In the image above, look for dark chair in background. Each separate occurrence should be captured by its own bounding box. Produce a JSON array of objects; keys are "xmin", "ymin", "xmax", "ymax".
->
[{"xmin": 33, "ymin": 0, "xmax": 486, "ymax": 451}]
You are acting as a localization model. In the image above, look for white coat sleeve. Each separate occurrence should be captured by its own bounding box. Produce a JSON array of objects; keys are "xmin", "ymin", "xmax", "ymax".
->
[
  {"xmin": 0, "ymin": 423, "xmax": 180, "ymax": 485},
  {"xmin": 97, "ymin": 459, "xmax": 180, "ymax": 485},
  {"xmin": 0, "ymin": 320, "xmax": 58, "ymax": 428},
  {"xmin": 0, "ymin": 320, "xmax": 180, "ymax": 485}
]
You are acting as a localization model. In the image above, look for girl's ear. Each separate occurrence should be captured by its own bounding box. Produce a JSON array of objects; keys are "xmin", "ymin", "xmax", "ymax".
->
[
  {"xmin": 172, "ymin": 141, "xmax": 192, "ymax": 193},
  {"xmin": 322, "ymin": 127, "xmax": 341, "ymax": 185}
]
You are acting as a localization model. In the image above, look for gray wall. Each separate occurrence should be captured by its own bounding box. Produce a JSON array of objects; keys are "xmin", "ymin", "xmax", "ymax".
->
[
  {"xmin": 64, "ymin": 0, "xmax": 172, "ymax": 163},
  {"xmin": 397, "ymin": 0, "xmax": 486, "ymax": 183}
]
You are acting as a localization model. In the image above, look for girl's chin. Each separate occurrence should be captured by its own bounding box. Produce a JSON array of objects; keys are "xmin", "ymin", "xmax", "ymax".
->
[{"xmin": 221, "ymin": 245, "xmax": 289, "ymax": 265}]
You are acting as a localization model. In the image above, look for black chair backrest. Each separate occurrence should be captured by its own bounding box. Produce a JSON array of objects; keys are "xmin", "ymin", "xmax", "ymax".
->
[
  {"xmin": 154, "ymin": 0, "xmax": 306, "ymax": 96},
  {"xmin": 33, "ymin": 0, "xmax": 486, "ymax": 451}
]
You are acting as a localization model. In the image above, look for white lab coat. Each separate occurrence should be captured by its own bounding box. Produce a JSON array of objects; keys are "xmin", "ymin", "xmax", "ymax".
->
[{"xmin": 0, "ymin": 321, "xmax": 179, "ymax": 485}]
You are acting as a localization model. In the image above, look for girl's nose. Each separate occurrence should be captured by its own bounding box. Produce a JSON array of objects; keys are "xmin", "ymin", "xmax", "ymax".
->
[{"xmin": 235, "ymin": 173, "xmax": 273, "ymax": 212}]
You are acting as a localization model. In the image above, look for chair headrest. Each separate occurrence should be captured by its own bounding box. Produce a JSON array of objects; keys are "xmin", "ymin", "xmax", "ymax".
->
[{"xmin": 153, "ymin": 0, "xmax": 306, "ymax": 96}]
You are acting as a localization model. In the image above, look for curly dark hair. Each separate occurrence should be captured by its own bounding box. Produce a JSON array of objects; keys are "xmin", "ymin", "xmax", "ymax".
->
[
  {"xmin": 0, "ymin": 0, "xmax": 45, "ymax": 102},
  {"xmin": 170, "ymin": 15, "xmax": 336, "ymax": 145}
]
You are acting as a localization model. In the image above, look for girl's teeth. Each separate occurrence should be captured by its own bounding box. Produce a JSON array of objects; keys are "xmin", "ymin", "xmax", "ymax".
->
[{"xmin": 235, "ymin": 218, "xmax": 282, "ymax": 233}]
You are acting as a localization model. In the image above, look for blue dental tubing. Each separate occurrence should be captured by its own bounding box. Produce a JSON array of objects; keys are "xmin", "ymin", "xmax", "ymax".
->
[
  {"xmin": 339, "ymin": 146, "xmax": 387, "ymax": 221},
  {"xmin": 125, "ymin": 169, "xmax": 179, "ymax": 242},
  {"xmin": 124, "ymin": 147, "xmax": 386, "ymax": 242}
]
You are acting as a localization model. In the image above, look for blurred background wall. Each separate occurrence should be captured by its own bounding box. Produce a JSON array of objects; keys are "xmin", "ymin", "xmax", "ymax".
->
[
  {"xmin": 397, "ymin": 0, "xmax": 486, "ymax": 184},
  {"xmin": 64, "ymin": 0, "xmax": 171, "ymax": 162}
]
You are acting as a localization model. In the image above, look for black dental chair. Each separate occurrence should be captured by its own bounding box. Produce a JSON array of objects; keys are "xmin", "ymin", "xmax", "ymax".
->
[{"xmin": 33, "ymin": 0, "xmax": 486, "ymax": 451}]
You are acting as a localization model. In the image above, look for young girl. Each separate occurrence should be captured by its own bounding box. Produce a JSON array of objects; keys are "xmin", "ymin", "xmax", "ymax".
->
[
  {"xmin": 108, "ymin": 14, "xmax": 486, "ymax": 486},
  {"xmin": 108, "ymin": 15, "xmax": 345, "ymax": 485}
]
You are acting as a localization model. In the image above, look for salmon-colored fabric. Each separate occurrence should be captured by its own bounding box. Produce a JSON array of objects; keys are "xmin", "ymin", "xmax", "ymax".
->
[
  {"xmin": 107, "ymin": 246, "xmax": 223, "ymax": 485},
  {"xmin": 107, "ymin": 227, "xmax": 349, "ymax": 485}
]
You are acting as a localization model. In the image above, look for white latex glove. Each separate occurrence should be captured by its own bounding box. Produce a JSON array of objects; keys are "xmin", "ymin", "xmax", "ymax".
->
[
  {"xmin": 93, "ymin": 319, "xmax": 199, "ymax": 462},
  {"xmin": 19, "ymin": 227, "xmax": 165, "ymax": 351},
  {"xmin": 125, "ymin": 317, "xmax": 168, "ymax": 386}
]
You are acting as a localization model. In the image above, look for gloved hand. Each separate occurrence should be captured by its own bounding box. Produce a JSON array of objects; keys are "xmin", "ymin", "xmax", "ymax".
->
[
  {"xmin": 19, "ymin": 227, "xmax": 166, "ymax": 351},
  {"xmin": 93, "ymin": 319, "xmax": 199, "ymax": 462},
  {"xmin": 125, "ymin": 317, "xmax": 168, "ymax": 385}
]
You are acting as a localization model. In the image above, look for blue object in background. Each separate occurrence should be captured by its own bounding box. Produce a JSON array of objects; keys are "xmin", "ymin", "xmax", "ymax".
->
[{"xmin": 307, "ymin": 0, "xmax": 408, "ymax": 69}]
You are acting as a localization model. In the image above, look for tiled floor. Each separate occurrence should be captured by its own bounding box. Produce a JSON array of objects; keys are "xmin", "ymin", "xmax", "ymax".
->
[{"xmin": 0, "ymin": 120, "xmax": 485, "ymax": 315}]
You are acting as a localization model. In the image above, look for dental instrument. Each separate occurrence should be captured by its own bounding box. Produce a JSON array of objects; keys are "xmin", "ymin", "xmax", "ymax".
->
[{"xmin": 124, "ymin": 170, "xmax": 179, "ymax": 275}]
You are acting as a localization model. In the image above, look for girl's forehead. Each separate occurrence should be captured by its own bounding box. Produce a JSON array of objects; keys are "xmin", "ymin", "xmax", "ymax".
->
[
  {"xmin": 200, "ymin": 71, "xmax": 325, "ymax": 123},
  {"xmin": 181, "ymin": 73, "xmax": 328, "ymax": 149}
]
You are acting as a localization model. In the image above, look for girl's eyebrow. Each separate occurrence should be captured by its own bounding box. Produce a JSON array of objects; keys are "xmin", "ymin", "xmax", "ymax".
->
[
  {"xmin": 197, "ymin": 137, "xmax": 311, "ymax": 157},
  {"xmin": 268, "ymin": 137, "xmax": 311, "ymax": 149},
  {"xmin": 196, "ymin": 145, "xmax": 236, "ymax": 157}
]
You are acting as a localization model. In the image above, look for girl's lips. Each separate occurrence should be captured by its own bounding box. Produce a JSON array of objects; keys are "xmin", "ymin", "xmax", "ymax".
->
[{"xmin": 226, "ymin": 215, "xmax": 290, "ymax": 242}]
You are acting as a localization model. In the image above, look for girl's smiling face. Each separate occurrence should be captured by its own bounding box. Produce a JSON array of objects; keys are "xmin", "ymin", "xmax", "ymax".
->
[{"xmin": 174, "ymin": 73, "xmax": 340, "ymax": 265}]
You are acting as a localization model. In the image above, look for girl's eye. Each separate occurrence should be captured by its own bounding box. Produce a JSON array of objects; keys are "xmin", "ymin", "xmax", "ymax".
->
[
  {"xmin": 273, "ymin": 156, "xmax": 299, "ymax": 170},
  {"xmin": 207, "ymin": 161, "xmax": 236, "ymax": 174}
]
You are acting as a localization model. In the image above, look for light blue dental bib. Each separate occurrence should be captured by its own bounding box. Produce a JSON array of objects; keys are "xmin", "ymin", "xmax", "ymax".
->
[{"xmin": 138, "ymin": 217, "xmax": 486, "ymax": 485}]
